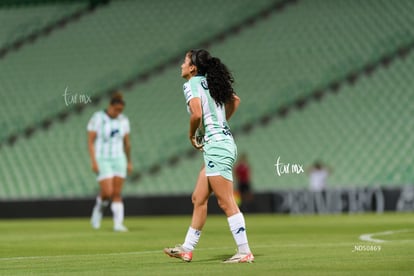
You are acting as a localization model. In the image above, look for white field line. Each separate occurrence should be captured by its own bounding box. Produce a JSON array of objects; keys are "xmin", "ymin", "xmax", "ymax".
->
[{"xmin": 359, "ymin": 229, "xmax": 413, "ymax": 243}]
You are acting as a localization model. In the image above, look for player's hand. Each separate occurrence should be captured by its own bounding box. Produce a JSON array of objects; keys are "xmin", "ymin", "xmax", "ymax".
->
[
  {"xmin": 127, "ymin": 161, "xmax": 133, "ymax": 175},
  {"xmin": 91, "ymin": 161, "xmax": 99, "ymax": 174},
  {"xmin": 190, "ymin": 136, "xmax": 203, "ymax": 151}
]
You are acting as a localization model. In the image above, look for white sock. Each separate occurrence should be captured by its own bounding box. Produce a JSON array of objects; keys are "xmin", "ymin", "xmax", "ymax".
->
[
  {"xmin": 111, "ymin": 201, "xmax": 124, "ymax": 226},
  {"xmin": 95, "ymin": 196, "xmax": 109, "ymax": 211},
  {"xmin": 227, "ymin": 212, "xmax": 251, "ymax": 254},
  {"xmin": 182, "ymin": 227, "xmax": 202, "ymax": 252}
]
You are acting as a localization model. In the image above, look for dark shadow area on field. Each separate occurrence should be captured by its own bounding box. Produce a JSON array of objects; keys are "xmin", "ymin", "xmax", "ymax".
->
[
  {"xmin": 191, "ymin": 251, "xmax": 265, "ymax": 263},
  {"xmin": 163, "ymin": 260, "xmax": 192, "ymax": 265},
  {"xmin": 196, "ymin": 255, "xmax": 235, "ymax": 263}
]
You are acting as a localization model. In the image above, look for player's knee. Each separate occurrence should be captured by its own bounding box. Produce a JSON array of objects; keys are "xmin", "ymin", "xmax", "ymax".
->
[
  {"xmin": 112, "ymin": 194, "xmax": 122, "ymax": 202},
  {"xmin": 101, "ymin": 189, "xmax": 114, "ymax": 199},
  {"xmin": 217, "ymin": 198, "xmax": 238, "ymax": 216},
  {"xmin": 192, "ymin": 193, "xmax": 208, "ymax": 207},
  {"xmin": 216, "ymin": 198, "xmax": 227, "ymax": 211}
]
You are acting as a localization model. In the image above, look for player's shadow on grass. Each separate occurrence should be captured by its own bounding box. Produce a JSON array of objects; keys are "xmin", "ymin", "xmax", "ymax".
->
[
  {"xmin": 197, "ymin": 255, "xmax": 234, "ymax": 263},
  {"xmin": 197, "ymin": 253, "xmax": 262, "ymax": 263}
]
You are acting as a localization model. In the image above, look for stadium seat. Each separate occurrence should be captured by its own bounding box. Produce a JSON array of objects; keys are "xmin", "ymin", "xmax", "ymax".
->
[{"xmin": 1, "ymin": 0, "xmax": 414, "ymax": 198}]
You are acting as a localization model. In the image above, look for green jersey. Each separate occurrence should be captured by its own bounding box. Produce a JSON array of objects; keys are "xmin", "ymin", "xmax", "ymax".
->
[{"xmin": 183, "ymin": 75, "xmax": 233, "ymax": 143}]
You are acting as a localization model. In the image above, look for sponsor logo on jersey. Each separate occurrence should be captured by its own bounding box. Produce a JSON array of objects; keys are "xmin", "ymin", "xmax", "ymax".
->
[
  {"xmin": 201, "ymin": 79, "xmax": 208, "ymax": 90},
  {"xmin": 110, "ymin": 129, "xmax": 119, "ymax": 137}
]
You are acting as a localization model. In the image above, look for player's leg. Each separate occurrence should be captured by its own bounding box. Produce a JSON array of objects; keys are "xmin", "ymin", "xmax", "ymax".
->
[
  {"xmin": 91, "ymin": 177, "xmax": 113, "ymax": 229},
  {"xmin": 164, "ymin": 166, "xmax": 210, "ymax": 262},
  {"xmin": 205, "ymin": 140, "xmax": 254, "ymax": 263},
  {"xmin": 208, "ymin": 175, "xmax": 239, "ymax": 216},
  {"xmin": 184, "ymin": 166, "xmax": 211, "ymax": 248},
  {"xmin": 190, "ymin": 166, "xmax": 211, "ymax": 230},
  {"xmin": 111, "ymin": 176, "xmax": 127, "ymax": 232},
  {"xmin": 109, "ymin": 156, "xmax": 128, "ymax": 232},
  {"xmin": 209, "ymin": 175, "xmax": 254, "ymax": 263},
  {"xmin": 91, "ymin": 158, "xmax": 114, "ymax": 229}
]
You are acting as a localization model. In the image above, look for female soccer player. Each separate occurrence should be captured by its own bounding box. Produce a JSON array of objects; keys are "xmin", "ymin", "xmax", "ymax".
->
[
  {"xmin": 87, "ymin": 92, "xmax": 132, "ymax": 232},
  {"xmin": 164, "ymin": 49, "xmax": 254, "ymax": 263}
]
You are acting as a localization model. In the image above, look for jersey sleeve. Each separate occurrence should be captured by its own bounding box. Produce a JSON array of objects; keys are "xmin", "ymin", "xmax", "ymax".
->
[
  {"xmin": 87, "ymin": 112, "xmax": 100, "ymax": 132},
  {"xmin": 183, "ymin": 79, "xmax": 200, "ymax": 104}
]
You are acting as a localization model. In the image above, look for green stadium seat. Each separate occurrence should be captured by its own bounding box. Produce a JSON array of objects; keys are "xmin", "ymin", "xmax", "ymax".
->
[
  {"xmin": 1, "ymin": 0, "xmax": 414, "ymax": 198},
  {"xmin": 0, "ymin": 2, "xmax": 86, "ymax": 49}
]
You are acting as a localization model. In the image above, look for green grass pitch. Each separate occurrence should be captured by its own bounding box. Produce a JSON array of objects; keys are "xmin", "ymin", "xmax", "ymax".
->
[{"xmin": 0, "ymin": 213, "xmax": 413, "ymax": 275}]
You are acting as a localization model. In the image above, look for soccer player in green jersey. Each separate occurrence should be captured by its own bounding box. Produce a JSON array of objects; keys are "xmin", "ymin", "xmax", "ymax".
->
[
  {"xmin": 164, "ymin": 49, "xmax": 254, "ymax": 263},
  {"xmin": 87, "ymin": 92, "xmax": 132, "ymax": 232}
]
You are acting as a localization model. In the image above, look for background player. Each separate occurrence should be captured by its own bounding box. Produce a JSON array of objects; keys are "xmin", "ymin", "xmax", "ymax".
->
[{"xmin": 87, "ymin": 92, "xmax": 132, "ymax": 232}]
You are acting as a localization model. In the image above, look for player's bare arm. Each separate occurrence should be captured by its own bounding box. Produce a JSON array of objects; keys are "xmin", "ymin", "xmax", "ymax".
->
[
  {"xmin": 188, "ymin": 97, "xmax": 203, "ymax": 149},
  {"xmin": 124, "ymin": 134, "xmax": 132, "ymax": 174},
  {"xmin": 225, "ymin": 93, "xmax": 240, "ymax": 121},
  {"xmin": 88, "ymin": 131, "xmax": 98, "ymax": 173}
]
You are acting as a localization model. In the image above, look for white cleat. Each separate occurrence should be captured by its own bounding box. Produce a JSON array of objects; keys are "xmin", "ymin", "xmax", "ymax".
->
[
  {"xmin": 90, "ymin": 206, "xmax": 103, "ymax": 229},
  {"xmin": 223, "ymin": 252, "xmax": 255, "ymax": 263},
  {"xmin": 114, "ymin": 224, "xmax": 129, "ymax": 232},
  {"xmin": 163, "ymin": 245, "xmax": 193, "ymax": 262}
]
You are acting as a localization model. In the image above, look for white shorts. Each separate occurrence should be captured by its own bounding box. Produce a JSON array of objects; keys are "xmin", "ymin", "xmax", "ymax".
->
[
  {"xmin": 203, "ymin": 139, "xmax": 237, "ymax": 181},
  {"xmin": 96, "ymin": 156, "xmax": 127, "ymax": 181}
]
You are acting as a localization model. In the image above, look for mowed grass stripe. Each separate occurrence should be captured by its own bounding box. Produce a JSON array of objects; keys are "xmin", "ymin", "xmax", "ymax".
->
[{"xmin": 0, "ymin": 213, "xmax": 413, "ymax": 275}]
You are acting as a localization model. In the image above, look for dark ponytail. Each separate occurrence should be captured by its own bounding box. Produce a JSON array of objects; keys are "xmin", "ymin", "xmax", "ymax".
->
[{"xmin": 190, "ymin": 49, "xmax": 235, "ymax": 107}]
